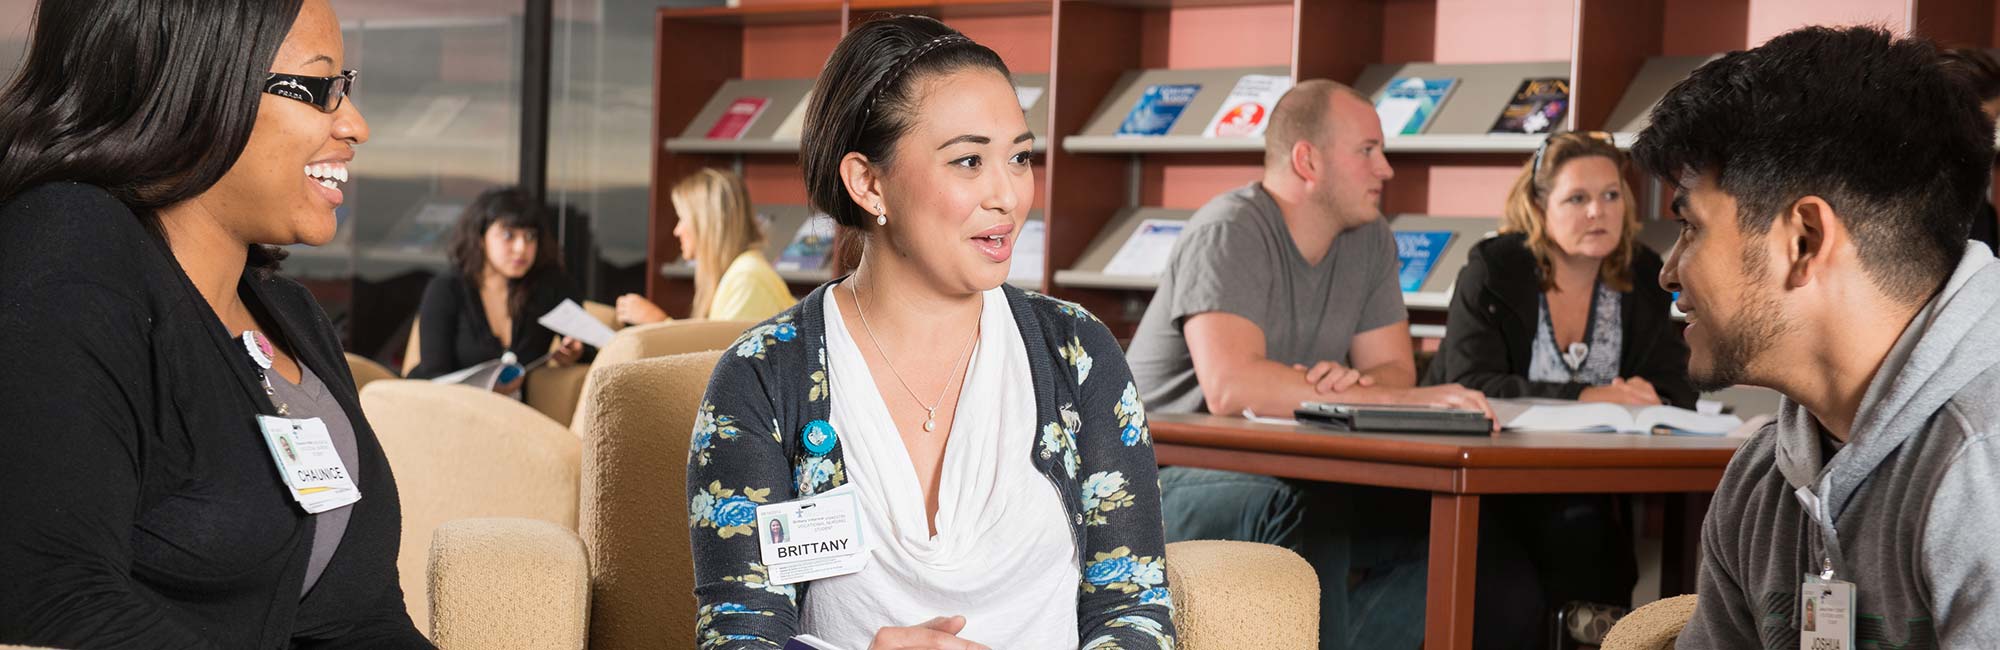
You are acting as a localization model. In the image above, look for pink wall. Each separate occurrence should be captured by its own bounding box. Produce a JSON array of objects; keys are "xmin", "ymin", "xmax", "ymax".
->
[
  {"xmin": 1748, "ymin": 0, "xmax": 1909, "ymax": 46},
  {"xmin": 1425, "ymin": 165, "xmax": 1520, "ymax": 217},
  {"xmin": 744, "ymin": 24, "xmax": 843, "ymax": 79},
  {"xmin": 951, "ymin": 15, "xmax": 1053, "ymax": 74},
  {"xmin": 1142, "ymin": 4, "xmax": 1294, "ymax": 70},
  {"xmin": 1433, "ymin": 0, "xmax": 1575, "ymax": 64}
]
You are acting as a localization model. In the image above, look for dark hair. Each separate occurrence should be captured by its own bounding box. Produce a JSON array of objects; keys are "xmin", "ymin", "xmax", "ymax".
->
[
  {"xmin": 446, "ymin": 186, "xmax": 562, "ymax": 316},
  {"xmin": 0, "ymin": 0, "xmax": 306, "ymax": 269},
  {"xmin": 801, "ymin": 15, "xmax": 1011, "ymax": 232},
  {"xmin": 1941, "ymin": 47, "xmax": 2000, "ymax": 102},
  {"xmin": 1633, "ymin": 26, "xmax": 1992, "ymax": 303}
]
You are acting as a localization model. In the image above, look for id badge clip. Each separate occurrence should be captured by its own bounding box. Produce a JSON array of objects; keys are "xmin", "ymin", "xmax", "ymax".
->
[
  {"xmin": 257, "ymin": 415, "xmax": 361, "ymax": 514},
  {"xmin": 756, "ymin": 484, "xmax": 868, "ymax": 586}
]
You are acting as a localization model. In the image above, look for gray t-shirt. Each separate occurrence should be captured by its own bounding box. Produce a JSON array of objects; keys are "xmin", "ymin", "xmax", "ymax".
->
[
  {"xmin": 1126, "ymin": 182, "xmax": 1407, "ymax": 414},
  {"xmin": 266, "ymin": 363, "xmax": 359, "ymax": 596}
]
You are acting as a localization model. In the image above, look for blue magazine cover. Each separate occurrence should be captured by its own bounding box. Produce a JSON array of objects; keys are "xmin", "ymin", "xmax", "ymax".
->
[
  {"xmin": 1394, "ymin": 230, "xmax": 1455, "ymax": 292},
  {"xmin": 1116, "ymin": 83, "xmax": 1202, "ymax": 136},
  {"xmin": 1374, "ymin": 77, "xmax": 1459, "ymax": 136}
]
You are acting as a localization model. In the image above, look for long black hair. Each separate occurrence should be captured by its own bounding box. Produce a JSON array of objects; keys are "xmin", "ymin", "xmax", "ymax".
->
[
  {"xmin": 0, "ymin": 0, "xmax": 305, "ymax": 267},
  {"xmin": 445, "ymin": 186, "xmax": 562, "ymax": 317}
]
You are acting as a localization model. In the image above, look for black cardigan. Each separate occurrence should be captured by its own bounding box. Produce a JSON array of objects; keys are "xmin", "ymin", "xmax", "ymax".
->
[
  {"xmin": 409, "ymin": 268, "xmax": 584, "ymax": 381},
  {"xmin": 0, "ymin": 184, "xmax": 430, "ymax": 649},
  {"xmin": 1427, "ymin": 233, "xmax": 1696, "ymax": 409}
]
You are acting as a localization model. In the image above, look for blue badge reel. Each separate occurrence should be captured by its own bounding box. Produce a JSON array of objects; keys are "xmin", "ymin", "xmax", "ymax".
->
[{"xmin": 802, "ymin": 420, "xmax": 838, "ymax": 456}]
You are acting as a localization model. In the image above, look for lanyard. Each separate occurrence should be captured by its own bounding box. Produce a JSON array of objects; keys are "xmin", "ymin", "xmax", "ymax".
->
[{"xmin": 1795, "ymin": 473, "xmax": 1846, "ymax": 580}]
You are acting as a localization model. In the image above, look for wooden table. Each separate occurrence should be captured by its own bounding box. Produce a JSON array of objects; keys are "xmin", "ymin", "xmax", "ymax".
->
[{"xmin": 1149, "ymin": 413, "xmax": 1745, "ymax": 650}]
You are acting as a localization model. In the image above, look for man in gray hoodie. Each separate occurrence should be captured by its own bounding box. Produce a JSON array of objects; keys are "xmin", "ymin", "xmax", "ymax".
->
[{"xmin": 1631, "ymin": 26, "xmax": 2000, "ymax": 649}]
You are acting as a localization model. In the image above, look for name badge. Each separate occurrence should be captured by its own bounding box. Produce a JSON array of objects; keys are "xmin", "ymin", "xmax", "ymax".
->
[
  {"xmin": 756, "ymin": 484, "xmax": 867, "ymax": 586},
  {"xmin": 1800, "ymin": 576, "xmax": 1856, "ymax": 650},
  {"xmin": 257, "ymin": 415, "xmax": 361, "ymax": 514}
]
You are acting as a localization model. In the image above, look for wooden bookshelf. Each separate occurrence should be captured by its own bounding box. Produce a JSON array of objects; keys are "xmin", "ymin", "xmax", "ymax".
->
[{"xmin": 655, "ymin": 0, "xmax": 1986, "ymax": 342}]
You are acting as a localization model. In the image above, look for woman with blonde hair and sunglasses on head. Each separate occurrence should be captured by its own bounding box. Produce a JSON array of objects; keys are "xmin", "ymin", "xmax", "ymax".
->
[
  {"xmin": 1425, "ymin": 130, "xmax": 1693, "ymax": 647},
  {"xmin": 615, "ymin": 168, "xmax": 796, "ymax": 324}
]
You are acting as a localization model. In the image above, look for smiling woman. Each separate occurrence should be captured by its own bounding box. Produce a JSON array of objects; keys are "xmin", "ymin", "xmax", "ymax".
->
[
  {"xmin": 0, "ymin": 0, "xmax": 430, "ymax": 647},
  {"xmin": 687, "ymin": 14, "xmax": 1176, "ymax": 650}
]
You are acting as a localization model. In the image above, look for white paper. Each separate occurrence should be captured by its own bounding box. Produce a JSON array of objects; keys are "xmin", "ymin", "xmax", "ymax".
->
[
  {"xmin": 1015, "ymin": 85, "xmax": 1045, "ymax": 111},
  {"xmin": 430, "ymin": 357, "xmax": 508, "ymax": 390},
  {"xmin": 1202, "ymin": 74, "xmax": 1293, "ymax": 138},
  {"xmin": 1242, "ymin": 409, "xmax": 1299, "ymax": 426},
  {"xmin": 772, "ymin": 92, "xmax": 812, "ymax": 141},
  {"xmin": 537, "ymin": 299, "xmax": 616, "ymax": 349},
  {"xmin": 1008, "ymin": 220, "xmax": 1047, "ymax": 284},
  {"xmin": 1497, "ymin": 400, "xmax": 1743, "ymax": 435},
  {"xmin": 1102, "ymin": 219, "xmax": 1187, "ymax": 277},
  {"xmin": 790, "ymin": 634, "xmax": 850, "ymax": 650}
]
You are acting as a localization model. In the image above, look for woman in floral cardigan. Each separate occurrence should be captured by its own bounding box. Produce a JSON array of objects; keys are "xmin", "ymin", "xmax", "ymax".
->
[{"xmin": 684, "ymin": 15, "xmax": 1176, "ymax": 650}]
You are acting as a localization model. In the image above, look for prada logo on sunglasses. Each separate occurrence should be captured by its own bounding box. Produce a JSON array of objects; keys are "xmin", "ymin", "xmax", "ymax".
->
[{"xmin": 267, "ymin": 79, "xmax": 315, "ymax": 104}]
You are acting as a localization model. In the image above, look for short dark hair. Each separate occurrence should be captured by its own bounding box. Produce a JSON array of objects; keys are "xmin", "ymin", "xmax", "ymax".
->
[
  {"xmin": 1941, "ymin": 47, "xmax": 2000, "ymax": 102},
  {"xmin": 801, "ymin": 15, "xmax": 1011, "ymax": 231},
  {"xmin": 1264, "ymin": 79, "xmax": 1364, "ymax": 168},
  {"xmin": 446, "ymin": 186, "xmax": 562, "ymax": 316},
  {"xmin": 0, "ymin": 0, "xmax": 305, "ymax": 271},
  {"xmin": 1633, "ymin": 26, "xmax": 1992, "ymax": 303}
]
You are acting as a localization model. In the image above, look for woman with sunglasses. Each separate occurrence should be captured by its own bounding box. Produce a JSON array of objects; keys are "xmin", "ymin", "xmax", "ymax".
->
[
  {"xmin": 1425, "ymin": 131, "xmax": 1692, "ymax": 647},
  {"xmin": 0, "ymin": 1, "xmax": 430, "ymax": 647}
]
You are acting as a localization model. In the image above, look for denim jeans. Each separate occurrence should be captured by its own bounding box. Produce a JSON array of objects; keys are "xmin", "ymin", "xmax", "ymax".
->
[{"xmin": 1159, "ymin": 467, "xmax": 1429, "ymax": 650}]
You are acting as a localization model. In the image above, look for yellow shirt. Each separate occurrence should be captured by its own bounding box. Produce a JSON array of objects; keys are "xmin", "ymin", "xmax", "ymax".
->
[{"xmin": 710, "ymin": 251, "xmax": 797, "ymax": 322}]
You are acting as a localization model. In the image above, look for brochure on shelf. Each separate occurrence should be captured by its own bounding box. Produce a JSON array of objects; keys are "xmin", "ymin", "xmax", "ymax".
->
[
  {"xmin": 775, "ymin": 215, "xmax": 837, "ymax": 272},
  {"xmin": 1489, "ymin": 78, "xmax": 1569, "ymax": 135},
  {"xmin": 1102, "ymin": 219, "xmax": 1186, "ymax": 277},
  {"xmin": 1016, "ymin": 85, "xmax": 1045, "ymax": 112},
  {"xmin": 1374, "ymin": 77, "xmax": 1458, "ymax": 136},
  {"xmin": 1201, "ymin": 74, "xmax": 1292, "ymax": 138},
  {"xmin": 706, "ymin": 96, "xmax": 770, "ymax": 139},
  {"xmin": 1008, "ymin": 220, "xmax": 1046, "ymax": 284},
  {"xmin": 1393, "ymin": 230, "xmax": 1455, "ymax": 292},
  {"xmin": 1116, "ymin": 83, "xmax": 1201, "ymax": 137},
  {"xmin": 772, "ymin": 92, "xmax": 811, "ymax": 141}
]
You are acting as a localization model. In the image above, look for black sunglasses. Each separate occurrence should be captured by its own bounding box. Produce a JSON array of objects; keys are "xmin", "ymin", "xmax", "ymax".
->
[{"xmin": 263, "ymin": 70, "xmax": 357, "ymax": 113}]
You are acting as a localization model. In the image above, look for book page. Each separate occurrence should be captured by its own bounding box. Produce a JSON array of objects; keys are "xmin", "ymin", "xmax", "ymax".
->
[
  {"xmin": 1634, "ymin": 406, "xmax": 1743, "ymax": 436},
  {"xmin": 536, "ymin": 299, "xmax": 616, "ymax": 349},
  {"xmin": 1202, "ymin": 74, "xmax": 1293, "ymax": 138},
  {"xmin": 1501, "ymin": 402, "xmax": 1634, "ymax": 432},
  {"xmin": 1102, "ymin": 219, "xmax": 1186, "ymax": 277}
]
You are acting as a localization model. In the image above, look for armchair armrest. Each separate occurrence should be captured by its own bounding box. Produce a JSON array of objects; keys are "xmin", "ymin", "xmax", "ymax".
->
[
  {"xmin": 1165, "ymin": 540, "xmax": 1318, "ymax": 649},
  {"xmin": 1600, "ymin": 594, "xmax": 1697, "ymax": 650},
  {"xmin": 428, "ymin": 517, "xmax": 590, "ymax": 650}
]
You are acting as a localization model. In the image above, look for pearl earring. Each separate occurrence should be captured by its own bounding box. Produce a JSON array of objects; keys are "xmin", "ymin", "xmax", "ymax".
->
[{"xmin": 875, "ymin": 205, "xmax": 887, "ymax": 226}]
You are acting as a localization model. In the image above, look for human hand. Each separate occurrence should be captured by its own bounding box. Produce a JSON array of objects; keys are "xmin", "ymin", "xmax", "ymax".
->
[
  {"xmin": 616, "ymin": 293, "xmax": 669, "ymax": 325},
  {"xmin": 866, "ymin": 615, "xmax": 989, "ymax": 650},
  {"xmin": 1294, "ymin": 361, "xmax": 1377, "ymax": 394},
  {"xmin": 1396, "ymin": 384, "xmax": 1496, "ymax": 430},
  {"xmin": 549, "ymin": 336, "xmax": 584, "ymax": 366},
  {"xmin": 1579, "ymin": 377, "xmax": 1662, "ymax": 406}
]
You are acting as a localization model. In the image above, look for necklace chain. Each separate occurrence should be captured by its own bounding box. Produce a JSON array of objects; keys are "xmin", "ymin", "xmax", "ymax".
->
[{"xmin": 847, "ymin": 281, "xmax": 978, "ymax": 433}]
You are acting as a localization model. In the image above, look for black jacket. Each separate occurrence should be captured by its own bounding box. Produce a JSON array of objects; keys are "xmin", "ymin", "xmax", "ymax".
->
[
  {"xmin": 1426, "ymin": 233, "xmax": 1696, "ymax": 409},
  {"xmin": 0, "ymin": 183, "xmax": 430, "ymax": 649},
  {"xmin": 409, "ymin": 268, "xmax": 585, "ymax": 381}
]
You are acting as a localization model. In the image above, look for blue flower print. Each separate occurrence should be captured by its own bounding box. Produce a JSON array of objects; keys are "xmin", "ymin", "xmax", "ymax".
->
[
  {"xmin": 689, "ymin": 401, "xmax": 744, "ymax": 467},
  {"xmin": 793, "ymin": 455, "xmax": 846, "ymax": 497},
  {"xmin": 1039, "ymin": 404, "xmax": 1081, "ymax": 479},
  {"xmin": 1081, "ymin": 471, "xmax": 1134, "ymax": 526},
  {"xmin": 722, "ymin": 562, "xmax": 797, "ymax": 604},
  {"xmin": 1060, "ymin": 336, "xmax": 1093, "ymax": 385},
  {"xmin": 1139, "ymin": 587, "xmax": 1171, "ymax": 607},
  {"xmin": 730, "ymin": 314, "xmax": 797, "ymax": 360},
  {"xmin": 733, "ymin": 335, "xmax": 766, "ymax": 358},
  {"xmin": 1029, "ymin": 290, "xmax": 1101, "ymax": 322},
  {"xmin": 696, "ymin": 601, "xmax": 776, "ymax": 650},
  {"xmin": 1083, "ymin": 547, "xmax": 1166, "ymax": 594},
  {"xmin": 1115, "ymin": 382, "xmax": 1151, "ymax": 447},
  {"xmin": 691, "ymin": 481, "xmax": 771, "ymax": 539},
  {"xmin": 774, "ymin": 322, "xmax": 797, "ymax": 342}
]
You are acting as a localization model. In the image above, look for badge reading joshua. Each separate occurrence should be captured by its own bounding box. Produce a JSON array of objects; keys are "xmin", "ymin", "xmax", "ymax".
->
[{"xmin": 756, "ymin": 484, "xmax": 867, "ymax": 585}]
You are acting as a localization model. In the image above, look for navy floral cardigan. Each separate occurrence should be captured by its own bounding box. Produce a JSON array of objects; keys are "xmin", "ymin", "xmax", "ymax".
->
[{"xmin": 686, "ymin": 281, "xmax": 1178, "ymax": 649}]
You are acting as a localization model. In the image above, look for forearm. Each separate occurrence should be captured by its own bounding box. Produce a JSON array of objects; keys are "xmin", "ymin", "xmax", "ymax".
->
[{"xmin": 1199, "ymin": 358, "xmax": 1327, "ymax": 416}]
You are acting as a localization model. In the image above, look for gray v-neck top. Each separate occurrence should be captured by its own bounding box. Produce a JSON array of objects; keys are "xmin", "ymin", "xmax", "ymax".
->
[{"xmin": 266, "ymin": 363, "xmax": 360, "ymax": 596}]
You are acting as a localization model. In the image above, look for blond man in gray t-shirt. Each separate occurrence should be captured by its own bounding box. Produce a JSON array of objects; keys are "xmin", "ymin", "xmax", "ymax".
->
[{"xmin": 1126, "ymin": 80, "xmax": 1493, "ymax": 650}]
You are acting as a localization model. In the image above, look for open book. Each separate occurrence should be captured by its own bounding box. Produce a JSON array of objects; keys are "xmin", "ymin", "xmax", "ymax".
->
[
  {"xmin": 1496, "ymin": 400, "xmax": 1744, "ymax": 436},
  {"xmin": 428, "ymin": 300, "xmax": 617, "ymax": 391}
]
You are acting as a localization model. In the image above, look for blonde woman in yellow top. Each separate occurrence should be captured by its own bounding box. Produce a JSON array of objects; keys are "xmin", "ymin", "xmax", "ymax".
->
[{"xmin": 616, "ymin": 168, "xmax": 797, "ymax": 324}]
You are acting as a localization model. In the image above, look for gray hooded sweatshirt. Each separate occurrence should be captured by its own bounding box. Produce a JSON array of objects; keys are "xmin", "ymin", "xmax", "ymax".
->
[{"xmin": 1679, "ymin": 245, "xmax": 2000, "ymax": 649}]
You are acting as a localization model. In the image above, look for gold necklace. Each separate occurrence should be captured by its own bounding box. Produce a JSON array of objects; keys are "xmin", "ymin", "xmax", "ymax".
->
[{"xmin": 847, "ymin": 282, "xmax": 978, "ymax": 433}]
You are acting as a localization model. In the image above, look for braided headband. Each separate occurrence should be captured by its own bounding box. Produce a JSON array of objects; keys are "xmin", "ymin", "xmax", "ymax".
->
[{"xmin": 862, "ymin": 33, "xmax": 974, "ymax": 124}]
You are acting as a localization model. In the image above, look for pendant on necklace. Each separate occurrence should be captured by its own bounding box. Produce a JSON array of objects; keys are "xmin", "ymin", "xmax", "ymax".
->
[{"xmin": 924, "ymin": 408, "xmax": 938, "ymax": 432}]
